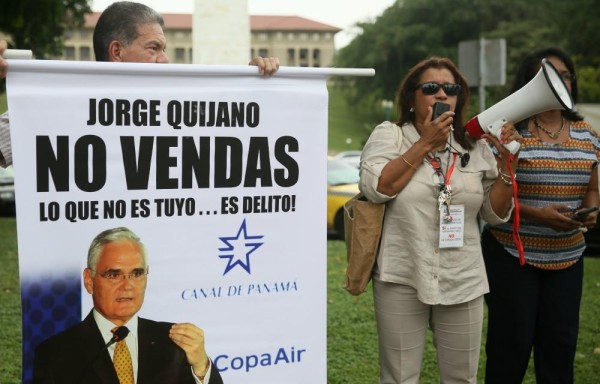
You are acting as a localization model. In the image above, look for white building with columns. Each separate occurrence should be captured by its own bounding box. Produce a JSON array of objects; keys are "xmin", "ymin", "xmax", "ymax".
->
[{"xmin": 59, "ymin": 9, "xmax": 341, "ymax": 67}]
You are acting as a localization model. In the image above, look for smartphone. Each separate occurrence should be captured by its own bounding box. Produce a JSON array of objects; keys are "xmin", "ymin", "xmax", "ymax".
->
[
  {"xmin": 572, "ymin": 206, "xmax": 599, "ymax": 220},
  {"xmin": 432, "ymin": 102, "xmax": 451, "ymax": 120}
]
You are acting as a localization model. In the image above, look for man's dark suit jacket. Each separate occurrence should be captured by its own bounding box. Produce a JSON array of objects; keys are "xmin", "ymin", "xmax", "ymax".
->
[{"xmin": 33, "ymin": 311, "xmax": 223, "ymax": 384}]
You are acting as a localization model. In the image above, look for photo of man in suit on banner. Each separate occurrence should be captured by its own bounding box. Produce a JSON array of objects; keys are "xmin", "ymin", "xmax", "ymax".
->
[{"xmin": 33, "ymin": 227, "xmax": 224, "ymax": 384}]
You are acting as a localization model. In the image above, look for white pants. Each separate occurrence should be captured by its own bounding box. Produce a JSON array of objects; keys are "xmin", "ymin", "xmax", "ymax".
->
[{"xmin": 373, "ymin": 278, "xmax": 483, "ymax": 384}]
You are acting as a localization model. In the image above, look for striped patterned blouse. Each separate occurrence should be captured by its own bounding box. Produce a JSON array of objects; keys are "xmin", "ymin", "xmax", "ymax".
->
[{"xmin": 488, "ymin": 120, "xmax": 600, "ymax": 269}]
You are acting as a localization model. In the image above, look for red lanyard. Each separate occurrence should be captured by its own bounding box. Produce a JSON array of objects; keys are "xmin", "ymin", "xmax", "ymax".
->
[
  {"xmin": 506, "ymin": 154, "xmax": 525, "ymax": 265},
  {"xmin": 428, "ymin": 151, "xmax": 524, "ymax": 264},
  {"xmin": 427, "ymin": 152, "xmax": 458, "ymax": 189}
]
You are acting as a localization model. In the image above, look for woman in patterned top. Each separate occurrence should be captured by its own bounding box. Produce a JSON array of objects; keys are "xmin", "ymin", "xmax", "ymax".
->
[{"xmin": 482, "ymin": 47, "xmax": 600, "ymax": 383}]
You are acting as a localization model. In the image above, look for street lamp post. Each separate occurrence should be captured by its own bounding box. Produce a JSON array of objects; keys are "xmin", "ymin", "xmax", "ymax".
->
[{"xmin": 381, "ymin": 99, "xmax": 394, "ymax": 121}]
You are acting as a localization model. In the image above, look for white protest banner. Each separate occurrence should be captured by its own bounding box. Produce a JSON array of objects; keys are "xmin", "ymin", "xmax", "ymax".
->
[{"xmin": 7, "ymin": 60, "xmax": 372, "ymax": 383}]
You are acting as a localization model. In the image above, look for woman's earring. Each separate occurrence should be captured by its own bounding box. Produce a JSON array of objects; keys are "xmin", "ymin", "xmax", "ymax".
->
[{"xmin": 409, "ymin": 107, "xmax": 414, "ymax": 112}]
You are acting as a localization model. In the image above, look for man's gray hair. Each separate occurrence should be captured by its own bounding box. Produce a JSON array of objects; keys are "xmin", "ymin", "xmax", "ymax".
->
[
  {"xmin": 93, "ymin": 1, "xmax": 164, "ymax": 62},
  {"xmin": 87, "ymin": 227, "xmax": 148, "ymax": 272}
]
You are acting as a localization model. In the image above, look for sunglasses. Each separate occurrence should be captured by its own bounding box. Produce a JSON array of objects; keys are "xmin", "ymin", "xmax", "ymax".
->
[
  {"xmin": 416, "ymin": 82, "xmax": 461, "ymax": 96},
  {"xmin": 560, "ymin": 72, "xmax": 576, "ymax": 83}
]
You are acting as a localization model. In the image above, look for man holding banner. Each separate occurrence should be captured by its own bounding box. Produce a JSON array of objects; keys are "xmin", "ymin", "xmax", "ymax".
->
[
  {"xmin": 3, "ymin": 0, "xmax": 354, "ymax": 381},
  {"xmin": 3, "ymin": 2, "xmax": 300, "ymax": 383},
  {"xmin": 33, "ymin": 226, "xmax": 224, "ymax": 384}
]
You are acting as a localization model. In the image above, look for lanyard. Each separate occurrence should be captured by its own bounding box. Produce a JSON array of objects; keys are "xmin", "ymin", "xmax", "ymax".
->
[
  {"xmin": 427, "ymin": 152, "xmax": 458, "ymax": 216},
  {"xmin": 427, "ymin": 152, "xmax": 458, "ymax": 190}
]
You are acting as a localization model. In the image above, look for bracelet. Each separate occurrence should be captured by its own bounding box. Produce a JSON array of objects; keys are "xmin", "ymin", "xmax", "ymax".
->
[
  {"xmin": 498, "ymin": 168, "xmax": 512, "ymax": 185},
  {"xmin": 401, "ymin": 154, "xmax": 418, "ymax": 170}
]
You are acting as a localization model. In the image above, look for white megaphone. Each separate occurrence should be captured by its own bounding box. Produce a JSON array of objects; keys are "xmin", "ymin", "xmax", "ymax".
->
[{"xmin": 465, "ymin": 58, "xmax": 574, "ymax": 154}]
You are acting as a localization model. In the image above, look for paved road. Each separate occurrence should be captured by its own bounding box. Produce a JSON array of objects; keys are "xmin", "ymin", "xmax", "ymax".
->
[{"xmin": 577, "ymin": 103, "xmax": 600, "ymax": 131}]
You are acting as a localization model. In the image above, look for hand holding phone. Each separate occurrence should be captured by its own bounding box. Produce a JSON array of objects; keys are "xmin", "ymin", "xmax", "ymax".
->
[
  {"xmin": 432, "ymin": 102, "xmax": 451, "ymax": 120},
  {"xmin": 571, "ymin": 206, "xmax": 599, "ymax": 221}
]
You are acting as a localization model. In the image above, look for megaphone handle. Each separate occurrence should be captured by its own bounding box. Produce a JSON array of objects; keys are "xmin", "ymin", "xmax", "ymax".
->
[
  {"xmin": 487, "ymin": 117, "xmax": 521, "ymax": 155},
  {"xmin": 504, "ymin": 140, "xmax": 521, "ymax": 155}
]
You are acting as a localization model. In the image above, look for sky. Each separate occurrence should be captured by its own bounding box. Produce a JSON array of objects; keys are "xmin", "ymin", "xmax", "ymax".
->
[{"xmin": 92, "ymin": 0, "xmax": 397, "ymax": 49}]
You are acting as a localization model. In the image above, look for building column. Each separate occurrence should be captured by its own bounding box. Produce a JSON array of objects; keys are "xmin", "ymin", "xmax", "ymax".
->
[{"xmin": 193, "ymin": 0, "xmax": 250, "ymax": 64}]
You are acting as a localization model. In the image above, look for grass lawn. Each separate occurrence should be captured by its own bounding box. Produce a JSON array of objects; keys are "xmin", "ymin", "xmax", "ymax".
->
[
  {"xmin": 1, "ymin": 91, "xmax": 7, "ymax": 113},
  {"xmin": 1, "ymin": 217, "xmax": 600, "ymax": 383},
  {"xmin": 327, "ymin": 85, "xmax": 380, "ymax": 155},
  {"xmin": 326, "ymin": 237, "xmax": 600, "ymax": 383},
  {"xmin": 0, "ymin": 217, "xmax": 21, "ymax": 381}
]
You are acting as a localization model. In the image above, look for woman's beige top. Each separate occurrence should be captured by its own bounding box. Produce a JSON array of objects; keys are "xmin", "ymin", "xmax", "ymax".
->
[{"xmin": 360, "ymin": 121, "xmax": 513, "ymax": 305}]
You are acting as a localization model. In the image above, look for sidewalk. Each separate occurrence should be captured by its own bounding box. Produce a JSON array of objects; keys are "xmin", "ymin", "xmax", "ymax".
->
[{"xmin": 577, "ymin": 103, "xmax": 600, "ymax": 131}]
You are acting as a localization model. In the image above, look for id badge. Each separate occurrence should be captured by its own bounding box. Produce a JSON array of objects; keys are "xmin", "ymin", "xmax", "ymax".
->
[{"xmin": 438, "ymin": 204, "xmax": 464, "ymax": 248}]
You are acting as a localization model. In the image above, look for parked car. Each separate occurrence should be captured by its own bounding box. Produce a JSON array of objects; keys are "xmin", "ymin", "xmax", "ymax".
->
[
  {"xmin": 327, "ymin": 158, "xmax": 359, "ymax": 239},
  {"xmin": 0, "ymin": 166, "xmax": 15, "ymax": 215},
  {"xmin": 333, "ymin": 150, "xmax": 361, "ymax": 169}
]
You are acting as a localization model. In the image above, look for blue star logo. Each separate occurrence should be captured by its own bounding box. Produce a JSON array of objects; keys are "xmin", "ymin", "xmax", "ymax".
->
[{"xmin": 218, "ymin": 219, "xmax": 264, "ymax": 275}]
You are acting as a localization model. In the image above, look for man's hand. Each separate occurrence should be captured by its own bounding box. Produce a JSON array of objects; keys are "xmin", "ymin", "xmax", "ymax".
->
[
  {"xmin": 0, "ymin": 40, "xmax": 8, "ymax": 79},
  {"xmin": 249, "ymin": 56, "xmax": 280, "ymax": 76},
  {"xmin": 169, "ymin": 323, "xmax": 210, "ymax": 377}
]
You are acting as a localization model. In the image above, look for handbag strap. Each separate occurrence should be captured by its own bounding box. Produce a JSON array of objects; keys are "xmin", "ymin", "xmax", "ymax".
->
[{"xmin": 395, "ymin": 123, "xmax": 404, "ymax": 150}]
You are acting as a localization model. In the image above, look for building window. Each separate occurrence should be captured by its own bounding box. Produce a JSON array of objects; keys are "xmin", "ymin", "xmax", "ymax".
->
[
  {"xmin": 175, "ymin": 48, "xmax": 185, "ymax": 63},
  {"xmin": 287, "ymin": 48, "xmax": 295, "ymax": 66},
  {"xmin": 312, "ymin": 33, "xmax": 320, "ymax": 41},
  {"xmin": 299, "ymin": 48, "xmax": 309, "ymax": 67},
  {"xmin": 312, "ymin": 49, "xmax": 321, "ymax": 67},
  {"xmin": 299, "ymin": 33, "xmax": 308, "ymax": 41},
  {"xmin": 259, "ymin": 33, "xmax": 268, "ymax": 41},
  {"xmin": 65, "ymin": 46, "xmax": 75, "ymax": 60},
  {"xmin": 258, "ymin": 48, "xmax": 268, "ymax": 57},
  {"xmin": 288, "ymin": 32, "xmax": 295, "ymax": 41},
  {"xmin": 276, "ymin": 32, "xmax": 283, "ymax": 40},
  {"xmin": 79, "ymin": 46, "xmax": 91, "ymax": 61},
  {"xmin": 189, "ymin": 48, "xmax": 193, "ymax": 62},
  {"xmin": 250, "ymin": 48, "xmax": 255, "ymax": 58},
  {"xmin": 80, "ymin": 30, "xmax": 89, "ymax": 39}
]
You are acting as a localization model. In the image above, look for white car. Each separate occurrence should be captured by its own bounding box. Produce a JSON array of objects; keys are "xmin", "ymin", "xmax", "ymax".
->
[{"xmin": 333, "ymin": 150, "xmax": 361, "ymax": 169}]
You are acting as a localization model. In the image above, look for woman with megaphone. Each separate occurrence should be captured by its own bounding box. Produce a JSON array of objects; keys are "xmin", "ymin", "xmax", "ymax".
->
[
  {"xmin": 359, "ymin": 56, "xmax": 522, "ymax": 383},
  {"xmin": 482, "ymin": 47, "xmax": 598, "ymax": 384}
]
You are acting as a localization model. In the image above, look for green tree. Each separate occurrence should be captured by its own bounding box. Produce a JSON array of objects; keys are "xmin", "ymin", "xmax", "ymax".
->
[
  {"xmin": 335, "ymin": 0, "xmax": 600, "ymax": 126},
  {"xmin": 0, "ymin": 0, "xmax": 91, "ymax": 58},
  {"xmin": 579, "ymin": 66, "xmax": 600, "ymax": 102}
]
